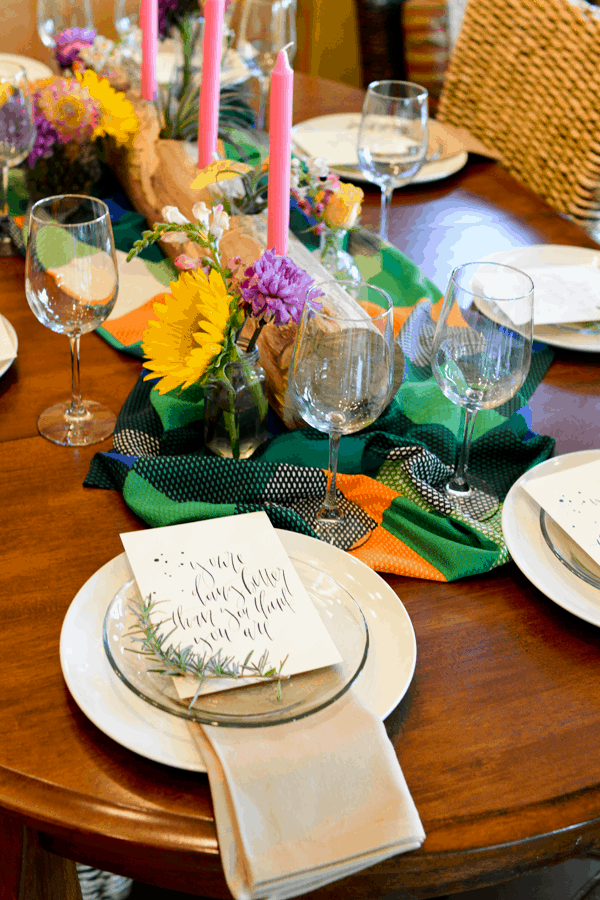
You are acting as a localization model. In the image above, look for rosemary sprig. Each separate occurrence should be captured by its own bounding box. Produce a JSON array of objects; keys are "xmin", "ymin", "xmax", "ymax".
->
[{"xmin": 127, "ymin": 594, "xmax": 288, "ymax": 707}]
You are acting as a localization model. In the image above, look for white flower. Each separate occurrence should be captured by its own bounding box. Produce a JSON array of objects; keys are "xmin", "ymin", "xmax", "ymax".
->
[
  {"xmin": 161, "ymin": 206, "xmax": 189, "ymax": 225},
  {"xmin": 307, "ymin": 156, "xmax": 329, "ymax": 178},
  {"xmin": 161, "ymin": 232, "xmax": 189, "ymax": 244},
  {"xmin": 192, "ymin": 201, "xmax": 210, "ymax": 231},
  {"xmin": 209, "ymin": 204, "xmax": 230, "ymax": 241}
]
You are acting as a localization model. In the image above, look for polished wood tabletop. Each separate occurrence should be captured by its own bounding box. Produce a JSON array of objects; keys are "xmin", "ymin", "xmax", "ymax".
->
[{"xmin": 2, "ymin": 72, "xmax": 600, "ymax": 899}]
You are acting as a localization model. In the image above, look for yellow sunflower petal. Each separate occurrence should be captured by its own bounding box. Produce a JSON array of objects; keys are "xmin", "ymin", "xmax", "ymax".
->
[
  {"xmin": 190, "ymin": 160, "xmax": 252, "ymax": 191},
  {"xmin": 141, "ymin": 268, "xmax": 234, "ymax": 393}
]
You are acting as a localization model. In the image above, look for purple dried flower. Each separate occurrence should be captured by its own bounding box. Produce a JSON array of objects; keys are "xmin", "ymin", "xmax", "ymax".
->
[
  {"xmin": 54, "ymin": 28, "xmax": 96, "ymax": 68},
  {"xmin": 28, "ymin": 114, "xmax": 59, "ymax": 166},
  {"xmin": 0, "ymin": 99, "xmax": 36, "ymax": 156},
  {"xmin": 240, "ymin": 249, "xmax": 323, "ymax": 326}
]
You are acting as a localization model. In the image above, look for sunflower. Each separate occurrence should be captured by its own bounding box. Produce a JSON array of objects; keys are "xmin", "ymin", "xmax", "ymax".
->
[
  {"xmin": 142, "ymin": 268, "xmax": 235, "ymax": 394},
  {"xmin": 76, "ymin": 68, "xmax": 138, "ymax": 145}
]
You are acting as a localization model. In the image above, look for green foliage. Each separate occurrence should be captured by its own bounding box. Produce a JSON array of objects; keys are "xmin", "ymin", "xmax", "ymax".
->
[{"xmin": 128, "ymin": 593, "xmax": 288, "ymax": 707}]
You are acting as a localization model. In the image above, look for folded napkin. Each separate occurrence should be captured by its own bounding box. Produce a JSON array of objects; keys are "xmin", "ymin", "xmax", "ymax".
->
[{"xmin": 190, "ymin": 691, "xmax": 424, "ymax": 900}]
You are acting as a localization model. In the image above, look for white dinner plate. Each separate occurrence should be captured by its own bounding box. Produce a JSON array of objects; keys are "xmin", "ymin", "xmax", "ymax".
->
[
  {"xmin": 0, "ymin": 53, "xmax": 53, "ymax": 82},
  {"xmin": 291, "ymin": 112, "xmax": 468, "ymax": 185},
  {"xmin": 0, "ymin": 314, "xmax": 17, "ymax": 378},
  {"xmin": 481, "ymin": 246, "xmax": 600, "ymax": 352},
  {"xmin": 502, "ymin": 448, "xmax": 600, "ymax": 627},
  {"xmin": 60, "ymin": 531, "xmax": 417, "ymax": 772}
]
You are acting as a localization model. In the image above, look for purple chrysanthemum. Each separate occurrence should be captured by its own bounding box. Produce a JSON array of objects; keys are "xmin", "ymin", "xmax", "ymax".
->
[
  {"xmin": 28, "ymin": 114, "xmax": 59, "ymax": 166},
  {"xmin": 240, "ymin": 249, "xmax": 323, "ymax": 325},
  {"xmin": 54, "ymin": 27, "xmax": 96, "ymax": 68}
]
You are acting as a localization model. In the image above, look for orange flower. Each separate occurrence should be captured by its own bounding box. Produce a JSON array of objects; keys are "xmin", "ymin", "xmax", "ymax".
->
[{"xmin": 320, "ymin": 182, "xmax": 364, "ymax": 229}]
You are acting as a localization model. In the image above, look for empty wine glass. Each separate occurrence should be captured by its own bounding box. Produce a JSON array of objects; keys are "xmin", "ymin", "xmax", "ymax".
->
[
  {"xmin": 25, "ymin": 195, "xmax": 119, "ymax": 446},
  {"xmin": 236, "ymin": 0, "xmax": 296, "ymax": 131},
  {"xmin": 357, "ymin": 80, "xmax": 428, "ymax": 243},
  {"xmin": 37, "ymin": 0, "xmax": 95, "ymax": 49},
  {"xmin": 288, "ymin": 279, "xmax": 395, "ymax": 548},
  {"xmin": 431, "ymin": 261, "xmax": 534, "ymax": 519},
  {"xmin": 114, "ymin": 0, "xmax": 139, "ymax": 40},
  {"xmin": 0, "ymin": 63, "xmax": 36, "ymax": 225}
]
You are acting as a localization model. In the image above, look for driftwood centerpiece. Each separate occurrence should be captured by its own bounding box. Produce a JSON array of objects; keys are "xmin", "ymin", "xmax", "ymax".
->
[{"xmin": 110, "ymin": 94, "xmax": 343, "ymax": 428}]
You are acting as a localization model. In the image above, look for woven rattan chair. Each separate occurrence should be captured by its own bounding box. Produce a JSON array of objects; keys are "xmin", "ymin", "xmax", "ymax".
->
[{"xmin": 436, "ymin": 0, "xmax": 600, "ymax": 230}]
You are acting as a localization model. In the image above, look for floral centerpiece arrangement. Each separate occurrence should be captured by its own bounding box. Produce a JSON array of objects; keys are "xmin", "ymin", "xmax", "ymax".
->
[
  {"xmin": 291, "ymin": 156, "xmax": 364, "ymax": 280},
  {"xmin": 127, "ymin": 189, "xmax": 322, "ymax": 459},
  {"xmin": 26, "ymin": 67, "xmax": 138, "ymax": 200}
]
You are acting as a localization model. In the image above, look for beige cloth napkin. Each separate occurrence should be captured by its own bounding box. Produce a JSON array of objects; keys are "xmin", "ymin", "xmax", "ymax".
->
[{"xmin": 188, "ymin": 691, "xmax": 425, "ymax": 900}]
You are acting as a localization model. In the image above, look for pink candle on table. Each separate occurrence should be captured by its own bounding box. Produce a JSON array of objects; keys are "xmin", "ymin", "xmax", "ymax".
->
[
  {"xmin": 198, "ymin": 0, "xmax": 226, "ymax": 169},
  {"xmin": 140, "ymin": 0, "xmax": 158, "ymax": 101},
  {"xmin": 267, "ymin": 48, "xmax": 293, "ymax": 255}
]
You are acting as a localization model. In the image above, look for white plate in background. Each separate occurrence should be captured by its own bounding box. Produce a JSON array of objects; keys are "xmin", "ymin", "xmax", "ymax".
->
[
  {"xmin": 0, "ymin": 314, "xmax": 17, "ymax": 378},
  {"xmin": 0, "ymin": 54, "xmax": 53, "ymax": 82},
  {"xmin": 482, "ymin": 246, "xmax": 600, "ymax": 352},
  {"xmin": 502, "ymin": 448, "xmax": 600, "ymax": 627},
  {"xmin": 292, "ymin": 112, "xmax": 468, "ymax": 185}
]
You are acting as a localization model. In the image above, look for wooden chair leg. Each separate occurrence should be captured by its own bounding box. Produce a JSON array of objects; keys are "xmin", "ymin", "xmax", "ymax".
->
[{"xmin": 0, "ymin": 810, "xmax": 82, "ymax": 900}]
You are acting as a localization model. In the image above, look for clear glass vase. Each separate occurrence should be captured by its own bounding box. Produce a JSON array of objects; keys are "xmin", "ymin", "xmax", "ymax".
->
[
  {"xmin": 204, "ymin": 344, "xmax": 269, "ymax": 459},
  {"xmin": 318, "ymin": 226, "xmax": 361, "ymax": 283}
]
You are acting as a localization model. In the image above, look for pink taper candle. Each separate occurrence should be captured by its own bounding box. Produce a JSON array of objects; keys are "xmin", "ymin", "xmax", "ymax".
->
[
  {"xmin": 140, "ymin": 0, "xmax": 158, "ymax": 101},
  {"xmin": 198, "ymin": 0, "xmax": 226, "ymax": 168},
  {"xmin": 267, "ymin": 48, "xmax": 293, "ymax": 255}
]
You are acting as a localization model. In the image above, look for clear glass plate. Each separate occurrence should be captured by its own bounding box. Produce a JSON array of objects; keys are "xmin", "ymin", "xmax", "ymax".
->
[
  {"xmin": 103, "ymin": 556, "xmax": 368, "ymax": 728},
  {"xmin": 539, "ymin": 509, "xmax": 600, "ymax": 590}
]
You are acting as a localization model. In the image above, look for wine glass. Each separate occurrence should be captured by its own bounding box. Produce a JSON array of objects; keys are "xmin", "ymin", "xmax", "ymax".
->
[
  {"xmin": 25, "ymin": 195, "xmax": 119, "ymax": 447},
  {"xmin": 357, "ymin": 80, "xmax": 428, "ymax": 243},
  {"xmin": 288, "ymin": 279, "xmax": 395, "ymax": 549},
  {"xmin": 0, "ymin": 63, "xmax": 36, "ymax": 226},
  {"xmin": 236, "ymin": 0, "xmax": 296, "ymax": 131},
  {"xmin": 114, "ymin": 0, "xmax": 139, "ymax": 40},
  {"xmin": 37, "ymin": 0, "xmax": 95, "ymax": 49},
  {"xmin": 431, "ymin": 261, "xmax": 535, "ymax": 519}
]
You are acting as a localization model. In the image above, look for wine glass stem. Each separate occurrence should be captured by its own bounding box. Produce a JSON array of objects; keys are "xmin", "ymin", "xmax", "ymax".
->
[
  {"xmin": 67, "ymin": 334, "xmax": 86, "ymax": 417},
  {"xmin": 256, "ymin": 75, "xmax": 268, "ymax": 130},
  {"xmin": 1, "ymin": 164, "xmax": 8, "ymax": 217},
  {"xmin": 448, "ymin": 407, "xmax": 479, "ymax": 495},
  {"xmin": 379, "ymin": 184, "xmax": 394, "ymax": 242},
  {"xmin": 321, "ymin": 433, "xmax": 341, "ymax": 519}
]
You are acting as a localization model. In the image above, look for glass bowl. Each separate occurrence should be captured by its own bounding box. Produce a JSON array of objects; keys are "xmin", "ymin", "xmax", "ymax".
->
[
  {"xmin": 103, "ymin": 556, "xmax": 368, "ymax": 727},
  {"xmin": 540, "ymin": 509, "xmax": 600, "ymax": 590}
]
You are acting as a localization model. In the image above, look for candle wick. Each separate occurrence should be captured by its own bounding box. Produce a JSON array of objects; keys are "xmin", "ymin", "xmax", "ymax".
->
[{"xmin": 281, "ymin": 42, "xmax": 294, "ymax": 55}]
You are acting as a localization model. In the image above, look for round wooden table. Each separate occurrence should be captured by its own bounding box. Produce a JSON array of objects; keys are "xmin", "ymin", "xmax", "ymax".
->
[{"xmin": 2, "ymin": 72, "xmax": 600, "ymax": 899}]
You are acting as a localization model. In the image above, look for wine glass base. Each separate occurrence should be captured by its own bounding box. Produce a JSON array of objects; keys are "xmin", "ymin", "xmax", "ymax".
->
[
  {"xmin": 315, "ymin": 510, "xmax": 374, "ymax": 551},
  {"xmin": 445, "ymin": 474, "xmax": 499, "ymax": 521},
  {"xmin": 37, "ymin": 400, "xmax": 117, "ymax": 447}
]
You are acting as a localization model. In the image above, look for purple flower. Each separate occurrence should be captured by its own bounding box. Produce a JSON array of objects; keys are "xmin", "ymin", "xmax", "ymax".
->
[
  {"xmin": 28, "ymin": 114, "xmax": 59, "ymax": 166},
  {"xmin": 240, "ymin": 249, "xmax": 323, "ymax": 325},
  {"xmin": 0, "ymin": 99, "xmax": 36, "ymax": 155},
  {"xmin": 54, "ymin": 27, "xmax": 96, "ymax": 68}
]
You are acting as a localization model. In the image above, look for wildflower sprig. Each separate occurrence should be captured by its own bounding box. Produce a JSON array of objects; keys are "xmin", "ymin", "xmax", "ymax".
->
[
  {"xmin": 292, "ymin": 155, "xmax": 364, "ymax": 237},
  {"xmin": 128, "ymin": 593, "xmax": 288, "ymax": 706}
]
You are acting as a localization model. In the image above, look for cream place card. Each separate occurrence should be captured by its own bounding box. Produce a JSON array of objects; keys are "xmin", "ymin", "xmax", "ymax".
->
[
  {"xmin": 120, "ymin": 512, "xmax": 342, "ymax": 697},
  {"xmin": 524, "ymin": 458, "xmax": 600, "ymax": 567},
  {"xmin": 527, "ymin": 265, "xmax": 600, "ymax": 324}
]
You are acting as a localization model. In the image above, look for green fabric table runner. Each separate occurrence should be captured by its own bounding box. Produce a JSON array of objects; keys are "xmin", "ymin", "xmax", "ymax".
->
[{"xmin": 85, "ymin": 202, "xmax": 555, "ymax": 581}]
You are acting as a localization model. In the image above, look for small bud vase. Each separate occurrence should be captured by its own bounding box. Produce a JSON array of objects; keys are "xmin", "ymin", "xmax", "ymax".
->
[
  {"xmin": 204, "ymin": 342, "xmax": 269, "ymax": 459},
  {"xmin": 318, "ymin": 226, "xmax": 361, "ymax": 283}
]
